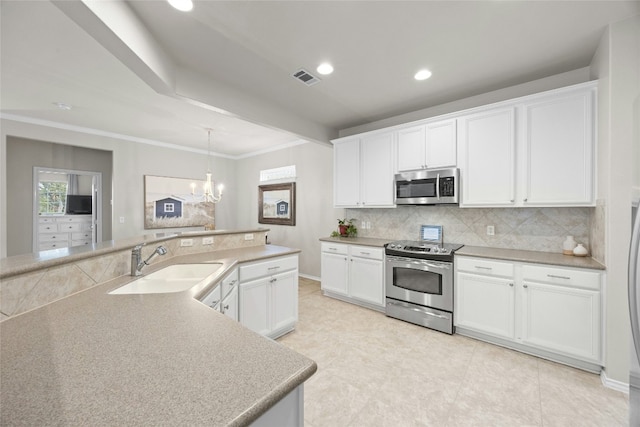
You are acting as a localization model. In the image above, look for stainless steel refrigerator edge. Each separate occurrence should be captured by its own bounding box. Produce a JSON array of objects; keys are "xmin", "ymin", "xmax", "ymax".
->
[{"xmin": 629, "ymin": 199, "xmax": 640, "ymax": 425}]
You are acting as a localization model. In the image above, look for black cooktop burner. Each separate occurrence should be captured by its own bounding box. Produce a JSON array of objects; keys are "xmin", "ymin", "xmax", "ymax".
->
[{"xmin": 384, "ymin": 240, "xmax": 464, "ymax": 261}]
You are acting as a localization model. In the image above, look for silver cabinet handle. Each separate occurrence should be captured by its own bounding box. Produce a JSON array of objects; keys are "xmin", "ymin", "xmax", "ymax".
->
[
  {"xmin": 269, "ymin": 278, "xmax": 277, "ymax": 283},
  {"xmin": 509, "ymin": 283, "xmax": 514, "ymax": 287},
  {"xmin": 475, "ymin": 266, "xmax": 492, "ymax": 270},
  {"xmin": 547, "ymin": 274, "xmax": 570, "ymax": 280},
  {"xmin": 359, "ymin": 251, "xmax": 371, "ymax": 255},
  {"xmin": 523, "ymin": 284, "xmax": 528, "ymax": 288},
  {"xmin": 267, "ymin": 266, "xmax": 280, "ymax": 271},
  {"xmin": 523, "ymin": 198, "xmax": 528, "ymax": 202},
  {"xmin": 328, "ymin": 248, "xmax": 338, "ymax": 251},
  {"xmin": 223, "ymin": 304, "xmax": 229, "ymax": 311},
  {"xmin": 209, "ymin": 300, "xmax": 219, "ymax": 308},
  {"xmin": 229, "ymin": 279, "xmax": 237, "ymax": 286}
]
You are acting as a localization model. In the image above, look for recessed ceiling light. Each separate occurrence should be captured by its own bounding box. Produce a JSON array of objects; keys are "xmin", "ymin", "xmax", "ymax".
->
[
  {"xmin": 317, "ymin": 63, "xmax": 334, "ymax": 75},
  {"xmin": 167, "ymin": 0, "xmax": 193, "ymax": 12},
  {"xmin": 414, "ymin": 69, "xmax": 432, "ymax": 81},
  {"xmin": 53, "ymin": 102, "xmax": 72, "ymax": 111}
]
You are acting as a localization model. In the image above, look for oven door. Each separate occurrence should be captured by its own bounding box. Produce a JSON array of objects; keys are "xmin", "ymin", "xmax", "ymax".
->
[{"xmin": 385, "ymin": 255, "xmax": 453, "ymax": 312}]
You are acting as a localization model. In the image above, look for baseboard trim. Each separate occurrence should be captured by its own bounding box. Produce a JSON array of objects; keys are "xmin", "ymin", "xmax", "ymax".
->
[
  {"xmin": 299, "ymin": 273, "xmax": 320, "ymax": 282},
  {"xmin": 601, "ymin": 370, "xmax": 630, "ymax": 394}
]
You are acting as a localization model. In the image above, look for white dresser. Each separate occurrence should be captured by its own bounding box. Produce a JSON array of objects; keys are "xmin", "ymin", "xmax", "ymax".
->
[{"xmin": 37, "ymin": 215, "xmax": 93, "ymax": 251}]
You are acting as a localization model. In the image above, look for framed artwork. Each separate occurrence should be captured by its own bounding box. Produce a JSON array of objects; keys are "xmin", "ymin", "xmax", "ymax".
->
[
  {"xmin": 144, "ymin": 175, "xmax": 215, "ymax": 229},
  {"xmin": 258, "ymin": 182, "xmax": 296, "ymax": 226}
]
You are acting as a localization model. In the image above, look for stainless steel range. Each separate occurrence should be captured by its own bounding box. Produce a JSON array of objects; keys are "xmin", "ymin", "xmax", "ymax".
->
[{"xmin": 384, "ymin": 226, "xmax": 463, "ymax": 334}]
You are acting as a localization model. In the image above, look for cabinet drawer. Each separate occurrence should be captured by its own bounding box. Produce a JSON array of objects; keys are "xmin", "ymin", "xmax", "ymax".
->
[
  {"xmin": 456, "ymin": 257, "xmax": 514, "ymax": 277},
  {"xmin": 522, "ymin": 265, "xmax": 600, "ymax": 291},
  {"xmin": 39, "ymin": 241, "xmax": 66, "ymax": 250},
  {"xmin": 58, "ymin": 223, "xmax": 82, "ymax": 232},
  {"xmin": 38, "ymin": 217, "xmax": 56, "ymax": 224},
  {"xmin": 39, "ymin": 233, "xmax": 68, "ymax": 242},
  {"xmin": 72, "ymin": 232, "xmax": 92, "ymax": 240},
  {"xmin": 38, "ymin": 223, "xmax": 58, "ymax": 233},
  {"xmin": 57, "ymin": 216, "xmax": 90, "ymax": 223},
  {"xmin": 321, "ymin": 242, "xmax": 348, "ymax": 255},
  {"xmin": 350, "ymin": 246, "xmax": 383, "ymax": 260},
  {"xmin": 71, "ymin": 239, "xmax": 91, "ymax": 247},
  {"xmin": 240, "ymin": 255, "xmax": 298, "ymax": 282}
]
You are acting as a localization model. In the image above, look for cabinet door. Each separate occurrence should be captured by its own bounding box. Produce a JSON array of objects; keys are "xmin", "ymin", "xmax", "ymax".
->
[
  {"xmin": 333, "ymin": 138, "xmax": 361, "ymax": 207},
  {"xmin": 397, "ymin": 125, "xmax": 426, "ymax": 171},
  {"xmin": 221, "ymin": 284, "xmax": 238, "ymax": 322},
  {"xmin": 456, "ymin": 272, "xmax": 515, "ymax": 339},
  {"xmin": 271, "ymin": 270, "xmax": 298, "ymax": 333},
  {"xmin": 425, "ymin": 119, "xmax": 457, "ymax": 168},
  {"xmin": 521, "ymin": 281, "xmax": 600, "ymax": 362},
  {"xmin": 349, "ymin": 257, "xmax": 384, "ymax": 307},
  {"xmin": 239, "ymin": 278, "xmax": 270, "ymax": 336},
  {"xmin": 458, "ymin": 107, "xmax": 516, "ymax": 207},
  {"xmin": 360, "ymin": 132, "xmax": 395, "ymax": 207},
  {"xmin": 523, "ymin": 90, "xmax": 595, "ymax": 206},
  {"xmin": 321, "ymin": 252, "xmax": 349, "ymax": 296}
]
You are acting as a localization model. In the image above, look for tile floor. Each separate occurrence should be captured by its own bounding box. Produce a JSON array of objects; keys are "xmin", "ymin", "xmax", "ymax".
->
[{"xmin": 277, "ymin": 277, "xmax": 629, "ymax": 427}]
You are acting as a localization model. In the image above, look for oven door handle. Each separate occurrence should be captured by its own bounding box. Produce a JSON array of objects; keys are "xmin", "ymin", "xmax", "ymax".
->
[
  {"xmin": 388, "ymin": 258, "xmax": 450, "ymax": 271},
  {"xmin": 387, "ymin": 301, "xmax": 449, "ymax": 320}
]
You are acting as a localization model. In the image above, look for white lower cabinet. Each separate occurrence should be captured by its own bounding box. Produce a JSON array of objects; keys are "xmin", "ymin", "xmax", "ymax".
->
[
  {"xmin": 455, "ymin": 255, "xmax": 602, "ymax": 370},
  {"xmin": 456, "ymin": 272, "xmax": 515, "ymax": 340},
  {"xmin": 320, "ymin": 242, "xmax": 384, "ymax": 311},
  {"xmin": 239, "ymin": 255, "xmax": 299, "ymax": 339}
]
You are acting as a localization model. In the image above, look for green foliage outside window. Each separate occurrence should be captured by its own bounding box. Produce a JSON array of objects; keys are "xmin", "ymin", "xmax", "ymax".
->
[{"xmin": 39, "ymin": 181, "xmax": 68, "ymax": 214}]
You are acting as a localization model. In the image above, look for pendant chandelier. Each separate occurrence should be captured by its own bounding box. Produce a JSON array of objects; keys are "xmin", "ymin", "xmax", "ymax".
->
[{"xmin": 191, "ymin": 129, "xmax": 223, "ymax": 203}]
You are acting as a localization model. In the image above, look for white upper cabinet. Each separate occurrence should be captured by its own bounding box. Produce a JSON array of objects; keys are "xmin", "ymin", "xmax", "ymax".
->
[
  {"xmin": 397, "ymin": 119, "xmax": 457, "ymax": 172},
  {"xmin": 333, "ymin": 138, "xmax": 361, "ymax": 207},
  {"xmin": 522, "ymin": 87, "xmax": 595, "ymax": 206},
  {"xmin": 333, "ymin": 132, "xmax": 395, "ymax": 208},
  {"xmin": 458, "ymin": 82, "xmax": 596, "ymax": 208},
  {"xmin": 458, "ymin": 108, "xmax": 517, "ymax": 207}
]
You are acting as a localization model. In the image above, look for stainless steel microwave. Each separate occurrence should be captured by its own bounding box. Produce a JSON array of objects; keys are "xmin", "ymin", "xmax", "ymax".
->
[{"xmin": 394, "ymin": 168, "xmax": 459, "ymax": 205}]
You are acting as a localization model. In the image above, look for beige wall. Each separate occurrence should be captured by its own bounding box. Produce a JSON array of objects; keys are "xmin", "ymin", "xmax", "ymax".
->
[
  {"xmin": 0, "ymin": 119, "xmax": 238, "ymax": 258},
  {"xmin": 235, "ymin": 142, "xmax": 341, "ymax": 278},
  {"xmin": 590, "ymin": 15, "xmax": 640, "ymax": 384}
]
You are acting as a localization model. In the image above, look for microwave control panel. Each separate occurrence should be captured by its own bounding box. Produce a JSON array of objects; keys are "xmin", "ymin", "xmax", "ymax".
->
[{"xmin": 440, "ymin": 176, "xmax": 455, "ymax": 197}]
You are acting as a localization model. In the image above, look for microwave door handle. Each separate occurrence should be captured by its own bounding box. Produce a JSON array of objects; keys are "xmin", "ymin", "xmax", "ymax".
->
[{"xmin": 436, "ymin": 173, "xmax": 440, "ymax": 199}]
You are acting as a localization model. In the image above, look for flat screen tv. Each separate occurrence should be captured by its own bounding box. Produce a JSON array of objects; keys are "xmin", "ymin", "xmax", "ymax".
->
[{"xmin": 66, "ymin": 195, "xmax": 92, "ymax": 215}]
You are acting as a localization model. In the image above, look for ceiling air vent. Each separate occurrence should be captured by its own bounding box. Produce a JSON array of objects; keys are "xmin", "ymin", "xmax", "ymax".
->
[{"xmin": 292, "ymin": 68, "xmax": 320, "ymax": 86}]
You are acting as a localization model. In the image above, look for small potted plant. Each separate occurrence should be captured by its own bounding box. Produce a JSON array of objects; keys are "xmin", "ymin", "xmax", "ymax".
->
[{"xmin": 331, "ymin": 218, "xmax": 358, "ymax": 237}]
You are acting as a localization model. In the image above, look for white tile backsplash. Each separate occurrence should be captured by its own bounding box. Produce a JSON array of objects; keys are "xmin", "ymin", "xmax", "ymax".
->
[{"xmin": 347, "ymin": 206, "xmax": 593, "ymax": 254}]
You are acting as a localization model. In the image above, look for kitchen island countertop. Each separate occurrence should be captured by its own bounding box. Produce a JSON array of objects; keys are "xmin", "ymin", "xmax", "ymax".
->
[{"xmin": 0, "ymin": 245, "xmax": 316, "ymax": 426}]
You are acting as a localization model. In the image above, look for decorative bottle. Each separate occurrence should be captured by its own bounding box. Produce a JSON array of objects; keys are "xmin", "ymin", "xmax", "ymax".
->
[
  {"xmin": 562, "ymin": 236, "xmax": 577, "ymax": 255},
  {"xmin": 573, "ymin": 243, "xmax": 588, "ymax": 257}
]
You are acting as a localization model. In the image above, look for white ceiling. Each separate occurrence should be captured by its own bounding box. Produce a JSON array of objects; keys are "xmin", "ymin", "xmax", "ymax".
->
[{"xmin": 1, "ymin": 0, "xmax": 639, "ymax": 157}]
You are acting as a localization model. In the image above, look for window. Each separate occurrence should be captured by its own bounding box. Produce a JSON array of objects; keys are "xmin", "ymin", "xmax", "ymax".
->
[
  {"xmin": 39, "ymin": 181, "xmax": 68, "ymax": 214},
  {"xmin": 164, "ymin": 203, "xmax": 175, "ymax": 213}
]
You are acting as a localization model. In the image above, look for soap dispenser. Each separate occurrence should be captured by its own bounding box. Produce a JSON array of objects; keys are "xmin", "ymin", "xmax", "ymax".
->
[{"xmin": 562, "ymin": 236, "xmax": 577, "ymax": 255}]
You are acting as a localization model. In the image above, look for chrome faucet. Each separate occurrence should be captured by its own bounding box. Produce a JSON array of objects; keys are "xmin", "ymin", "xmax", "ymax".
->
[{"xmin": 131, "ymin": 244, "xmax": 167, "ymax": 276}]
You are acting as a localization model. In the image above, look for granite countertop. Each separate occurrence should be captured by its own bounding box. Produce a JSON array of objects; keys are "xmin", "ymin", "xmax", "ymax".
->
[
  {"xmin": 319, "ymin": 236, "xmax": 391, "ymax": 247},
  {"xmin": 456, "ymin": 245, "xmax": 606, "ymax": 270},
  {"xmin": 0, "ymin": 245, "xmax": 316, "ymax": 426}
]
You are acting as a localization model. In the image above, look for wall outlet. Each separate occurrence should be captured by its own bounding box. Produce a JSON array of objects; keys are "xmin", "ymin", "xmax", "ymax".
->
[
  {"xmin": 180, "ymin": 239, "xmax": 194, "ymax": 247},
  {"xmin": 119, "ymin": 216, "xmax": 125, "ymax": 224},
  {"xmin": 244, "ymin": 233, "xmax": 254, "ymax": 241},
  {"xmin": 366, "ymin": 221, "xmax": 371, "ymax": 229},
  {"xmin": 202, "ymin": 237, "xmax": 214, "ymax": 245},
  {"xmin": 486, "ymin": 225, "xmax": 495, "ymax": 236}
]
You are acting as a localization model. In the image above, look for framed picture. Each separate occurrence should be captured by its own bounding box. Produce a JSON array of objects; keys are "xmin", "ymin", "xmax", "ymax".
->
[
  {"xmin": 258, "ymin": 182, "xmax": 296, "ymax": 226},
  {"xmin": 144, "ymin": 175, "xmax": 215, "ymax": 229}
]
